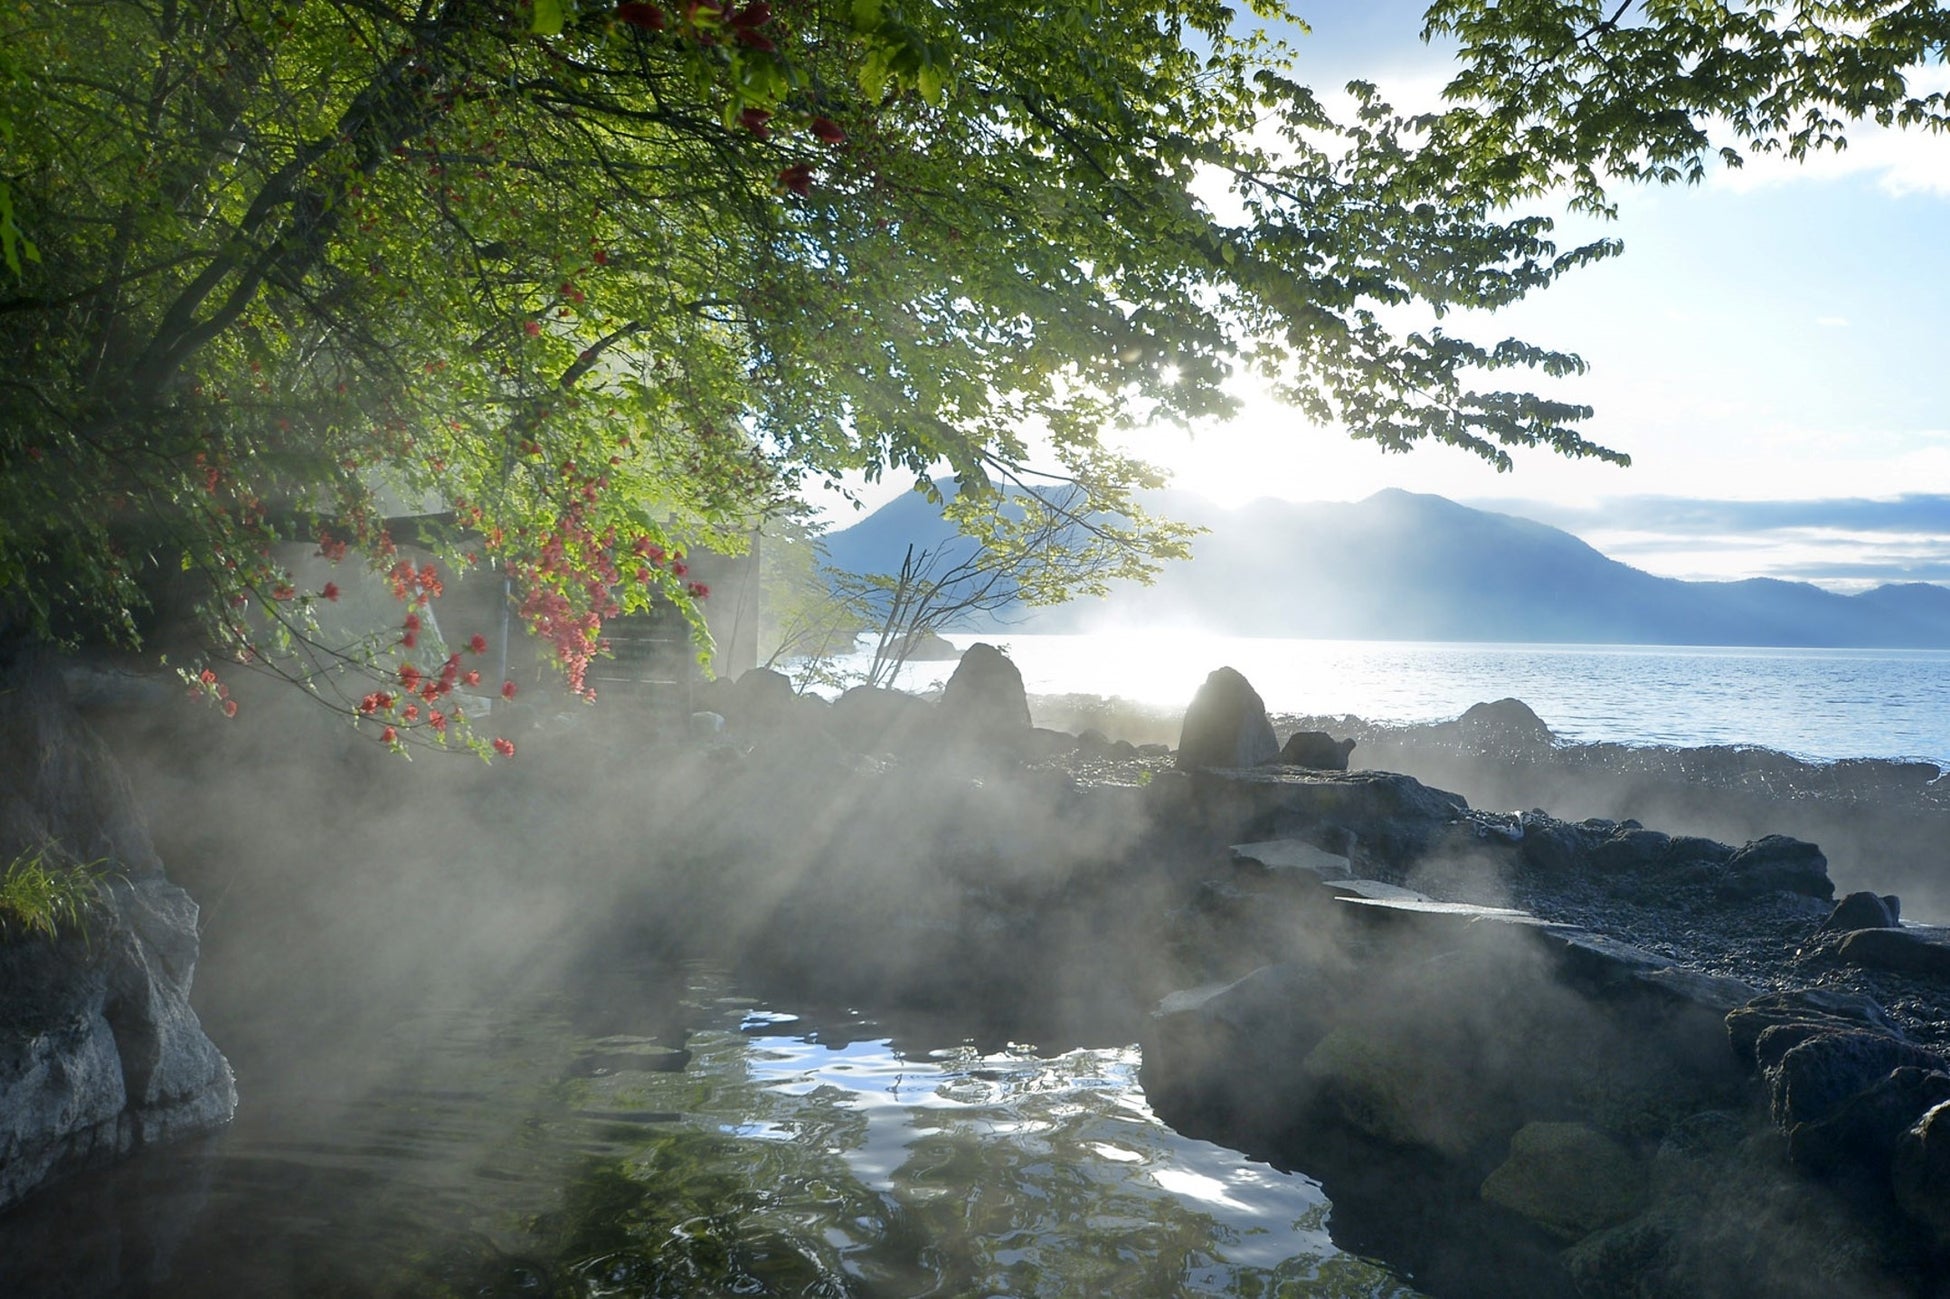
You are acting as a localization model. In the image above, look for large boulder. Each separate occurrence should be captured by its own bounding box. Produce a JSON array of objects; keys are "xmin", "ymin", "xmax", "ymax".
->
[
  {"xmin": 828, "ymin": 684, "xmax": 935, "ymax": 754},
  {"xmin": 1481, "ymin": 1121, "xmax": 1646, "ymax": 1240},
  {"xmin": 1893, "ymin": 1100, "xmax": 1950, "ymax": 1242},
  {"xmin": 937, "ymin": 642, "xmax": 1030, "ymax": 743},
  {"xmin": 1175, "ymin": 667, "xmax": 1278, "ymax": 770},
  {"xmin": 1833, "ymin": 927, "xmax": 1950, "ymax": 981},
  {"xmin": 1279, "ymin": 730, "xmax": 1355, "ymax": 770},
  {"xmin": 1718, "ymin": 834, "xmax": 1832, "ymax": 901},
  {"xmin": 0, "ymin": 658, "xmax": 235, "ymax": 1211}
]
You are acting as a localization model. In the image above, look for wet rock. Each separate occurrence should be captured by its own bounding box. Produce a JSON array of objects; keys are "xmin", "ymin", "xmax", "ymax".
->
[
  {"xmin": 938, "ymin": 642, "xmax": 1030, "ymax": 743},
  {"xmin": 1516, "ymin": 810, "xmax": 1598, "ymax": 874},
  {"xmin": 1816, "ymin": 890, "xmax": 1899, "ymax": 935},
  {"xmin": 1228, "ymin": 838, "xmax": 1352, "ymax": 882},
  {"xmin": 1834, "ymin": 927, "xmax": 1950, "ymax": 981},
  {"xmin": 1480, "ymin": 1121, "xmax": 1646, "ymax": 1240},
  {"xmin": 1278, "ymin": 730, "xmax": 1355, "ymax": 770},
  {"xmin": 1717, "ymin": 834, "xmax": 1832, "ymax": 902},
  {"xmin": 1175, "ymin": 667, "xmax": 1278, "ymax": 770},
  {"xmin": 1893, "ymin": 1099, "xmax": 1950, "ymax": 1242},
  {"xmin": 1590, "ymin": 826, "xmax": 1673, "ymax": 874},
  {"xmin": 1785, "ymin": 1065, "xmax": 1950, "ymax": 1180},
  {"xmin": 1764, "ymin": 1029, "xmax": 1948, "ymax": 1130}
]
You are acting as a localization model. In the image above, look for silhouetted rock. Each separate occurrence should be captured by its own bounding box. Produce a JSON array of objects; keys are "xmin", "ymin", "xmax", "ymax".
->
[
  {"xmin": 828, "ymin": 684, "xmax": 934, "ymax": 753},
  {"xmin": 1835, "ymin": 927, "xmax": 1950, "ymax": 980},
  {"xmin": 1279, "ymin": 730, "xmax": 1356, "ymax": 770},
  {"xmin": 726, "ymin": 667, "xmax": 797, "ymax": 730},
  {"xmin": 1453, "ymin": 698, "xmax": 1555, "ymax": 752},
  {"xmin": 1816, "ymin": 891, "xmax": 1900, "ymax": 935},
  {"xmin": 1175, "ymin": 667, "xmax": 1278, "ymax": 769},
  {"xmin": 896, "ymin": 629, "xmax": 963, "ymax": 661},
  {"xmin": 937, "ymin": 642, "xmax": 1030, "ymax": 743},
  {"xmin": 1719, "ymin": 834, "xmax": 1832, "ymax": 901}
]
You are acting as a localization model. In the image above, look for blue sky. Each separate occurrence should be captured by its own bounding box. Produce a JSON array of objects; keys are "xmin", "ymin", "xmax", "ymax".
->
[{"xmin": 1112, "ymin": 1, "xmax": 1950, "ymax": 591}]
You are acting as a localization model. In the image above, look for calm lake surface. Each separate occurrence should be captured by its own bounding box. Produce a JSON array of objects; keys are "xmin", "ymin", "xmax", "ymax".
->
[
  {"xmin": 861, "ymin": 634, "xmax": 1950, "ymax": 765},
  {"xmin": 0, "ymin": 964, "xmax": 1420, "ymax": 1298}
]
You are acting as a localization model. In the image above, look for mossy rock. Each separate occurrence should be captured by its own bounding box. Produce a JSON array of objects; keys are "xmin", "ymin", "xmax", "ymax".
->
[
  {"xmin": 1300, "ymin": 1023, "xmax": 1503, "ymax": 1161},
  {"xmin": 1481, "ymin": 1121, "xmax": 1646, "ymax": 1241}
]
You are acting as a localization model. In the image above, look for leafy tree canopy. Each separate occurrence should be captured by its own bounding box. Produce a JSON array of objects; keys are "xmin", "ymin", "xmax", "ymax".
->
[
  {"xmin": 11, "ymin": 0, "xmax": 1922, "ymax": 740},
  {"xmin": 1425, "ymin": 0, "xmax": 1950, "ymax": 212}
]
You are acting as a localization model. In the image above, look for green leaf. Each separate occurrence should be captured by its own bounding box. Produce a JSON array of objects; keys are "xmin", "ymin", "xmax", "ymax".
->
[{"xmin": 530, "ymin": 0, "xmax": 568, "ymax": 36}]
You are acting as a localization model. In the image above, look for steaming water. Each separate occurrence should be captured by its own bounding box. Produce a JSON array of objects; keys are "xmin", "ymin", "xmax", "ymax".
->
[
  {"xmin": 0, "ymin": 965, "xmax": 1418, "ymax": 1298},
  {"xmin": 856, "ymin": 634, "xmax": 1950, "ymax": 764}
]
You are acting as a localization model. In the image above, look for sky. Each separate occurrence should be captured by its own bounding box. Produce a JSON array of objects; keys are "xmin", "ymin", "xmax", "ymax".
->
[
  {"xmin": 1109, "ymin": 1, "xmax": 1950, "ymax": 591},
  {"xmin": 826, "ymin": 2, "xmax": 1950, "ymax": 593}
]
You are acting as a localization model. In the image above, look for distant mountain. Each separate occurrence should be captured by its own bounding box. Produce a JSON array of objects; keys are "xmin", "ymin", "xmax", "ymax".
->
[{"xmin": 821, "ymin": 488, "xmax": 1950, "ymax": 648}]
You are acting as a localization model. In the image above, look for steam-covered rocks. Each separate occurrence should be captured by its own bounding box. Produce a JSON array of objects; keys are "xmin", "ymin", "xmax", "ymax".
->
[{"xmin": 0, "ymin": 658, "xmax": 235, "ymax": 1212}]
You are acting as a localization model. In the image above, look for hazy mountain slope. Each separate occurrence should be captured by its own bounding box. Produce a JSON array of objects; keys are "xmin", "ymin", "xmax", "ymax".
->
[{"xmin": 820, "ymin": 488, "xmax": 1950, "ymax": 647}]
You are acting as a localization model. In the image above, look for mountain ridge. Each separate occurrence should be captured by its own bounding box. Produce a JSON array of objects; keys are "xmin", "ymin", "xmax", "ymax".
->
[{"xmin": 821, "ymin": 487, "xmax": 1950, "ymax": 648}]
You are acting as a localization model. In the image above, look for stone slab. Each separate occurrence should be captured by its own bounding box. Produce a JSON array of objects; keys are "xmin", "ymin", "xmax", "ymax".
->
[{"xmin": 1229, "ymin": 839, "xmax": 1353, "ymax": 881}]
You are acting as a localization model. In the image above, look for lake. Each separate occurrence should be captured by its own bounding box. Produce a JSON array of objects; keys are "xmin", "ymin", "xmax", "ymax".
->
[{"xmin": 850, "ymin": 634, "xmax": 1950, "ymax": 765}]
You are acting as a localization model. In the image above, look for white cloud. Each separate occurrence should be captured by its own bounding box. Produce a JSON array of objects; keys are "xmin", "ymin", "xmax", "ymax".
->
[{"xmin": 1708, "ymin": 68, "xmax": 1950, "ymax": 198}]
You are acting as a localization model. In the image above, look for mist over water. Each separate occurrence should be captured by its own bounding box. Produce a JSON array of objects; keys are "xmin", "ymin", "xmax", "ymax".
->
[{"xmin": 857, "ymin": 634, "xmax": 1950, "ymax": 764}]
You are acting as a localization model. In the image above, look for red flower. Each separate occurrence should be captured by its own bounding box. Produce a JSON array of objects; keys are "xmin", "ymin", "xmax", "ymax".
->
[
  {"xmin": 492, "ymin": 737, "xmax": 516, "ymax": 757},
  {"xmin": 401, "ymin": 630, "xmax": 418, "ymax": 649},
  {"xmin": 593, "ymin": 248, "xmax": 610, "ymax": 266},
  {"xmin": 811, "ymin": 116, "xmax": 846, "ymax": 144},
  {"xmin": 429, "ymin": 710, "xmax": 447, "ymax": 733},
  {"xmin": 615, "ymin": 1, "xmax": 665, "ymax": 28},
  {"xmin": 403, "ymin": 704, "xmax": 420, "ymax": 722},
  {"xmin": 501, "ymin": 680, "xmax": 519, "ymax": 701},
  {"xmin": 670, "ymin": 560, "xmax": 688, "ymax": 577},
  {"xmin": 776, "ymin": 163, "xmax": 814, "ymax": 196},
  {"xmin": 381, "ymin": 725, "xmax": 398, "ymax": 744},
  {"xmin": 469, "ymin": 633, "xmax": 489, "ymax": 654},
  {"xmin": 400, "ymin": 663, "xmax": 423, "ymax": 689},
  {"xmin": 199, "ymin": 668, "xmax": 218, "ymax": 686},
  {"xmin": 222, "ymin": 699, "xmax": 239, "ymax": 718},
  {"xmin": 523, "ymin": 320, "xmax": 541, "ymax": 337},
  {"xmin": 404, "ymin": 612, "xmax": 421, "ymax": 631},
  {"xmin": 271, "ymin": 583, "xmax": 296, "ymax": 601},
  {"xmin": 739, "ymin": 107, "xmax": 772, "ymax": 139},
  {"xmin": 687, "ymin": 582, "xmax": 710, "ymax": 599},
  {"xmin": 321, "ymin": 582, "xmax": 341, "ymax": 601},
  {"xmin": 463, "ymin": 669, "xmax": 481, "ymax": 687}
]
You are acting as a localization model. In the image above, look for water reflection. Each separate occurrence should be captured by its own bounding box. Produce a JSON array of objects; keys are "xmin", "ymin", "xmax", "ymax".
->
[{"xmin": 0, "ymin": 968, "xmax": 1419, "ymax": 1299}]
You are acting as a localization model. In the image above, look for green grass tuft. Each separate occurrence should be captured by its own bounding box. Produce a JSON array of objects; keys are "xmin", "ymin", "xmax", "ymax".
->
[{"xmin": 0, "ymin": 844, "xmax": 105, "ymax": 942}]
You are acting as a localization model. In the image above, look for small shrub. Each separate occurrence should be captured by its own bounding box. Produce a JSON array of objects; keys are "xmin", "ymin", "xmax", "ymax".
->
[{"xmin": 0, "ymin": 845, "xmax": 105, "ymax": 942}]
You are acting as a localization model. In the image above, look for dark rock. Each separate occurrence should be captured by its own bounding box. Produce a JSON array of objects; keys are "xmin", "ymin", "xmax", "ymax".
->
[
  {"xmin": 1590, "ymin": 826, "xmax": 1673, "ymax": 874},
  {"xmin": 1453, "ymin": 698, "xmax": 1555, "ymax": 751},
  {"xmin": 1727, "ymin": 988, "xmax": 1903, "ymax": 1069},
  {"xmin": 1815, "ymin": 890, "xmax": 1899, "ymax": 935},
  {"xmin": 1893, "ymin": 1099, "xmax": 1950, "ymax": 1242},
  {"xmin": 828, "ymin": 684, "xmax": 934, "ymax": 754},
  {"xmin": 1785, "ymin": 1065, "xmax": 1950, "ymax": 1179},
  {"xmin": 0, "ymin": 660, "xmax": 235, "ymax": 1211},
  {"xmin": 1516, "ymin": 810, "xmax": 1598, "ymax": 874},
  {"xmin": 1882, "ymin": 894, "xmax": 1902, "ymax": 923},
  {"xmin": 1718, "ymin": 834, "xmax": 1832, "ymax": 901},
  {"xmin": 895, "ymin": 628, "xmax": 963, "ymax": 661},
  {"xmin": 1835, "ymin": 927, "xmax": 1950, "ymax": 980},
  {"xmin": 1076, "ymin": 727, "xmax": 1114, "ymax": 758},
  {"xmin": 1279, "ymin": 730, "xmax": 1356, "ymax": 771},
  {"xmin": 1764, "ymin": 1029, "xmax": 1948, "ymax": 1130},
  {"xmin": 1174, "ymin": 667, "xmax": 1279, "ymax": 770},
  {"xmin": 937, "ymin": 642, "xmax": 1030, "ymax": 742},
  {"xmin": 725, "ymin": 667, "xmax": 797, "ymax": 730},
  {"xmin": 1480, "ymin": 1121, "xmax": 1646, "ymax": 1240}
]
